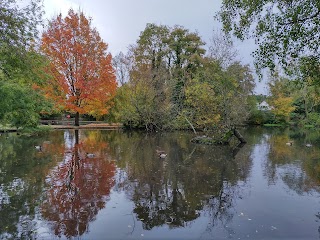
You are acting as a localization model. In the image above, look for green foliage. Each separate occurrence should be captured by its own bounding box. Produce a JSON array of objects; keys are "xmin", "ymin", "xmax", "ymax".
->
[
  {"xmin": 249, "ymin": 110, "xmax": 275, "ymax": 125},
  {"xmin": 185, "ymin": 78, "xmax": 220, "ymax": 129},
  {"xmin": 0, "ymin": 82, "xmax": 49, "ymax": 128},
  {"xmin": 0, "ymin": 0, "xmax": 43, "ymax": 77},
  {"xmin": 118, "ymin": 24, "xmax": 207, "ymax": 130},
  {"xmin": 112, "ymin": 23, "xmax": 255, "ymax": 132},
  {"xmin": 217, "ymin": 0, "xmax": 320, "ymax": 75},
  {"xmin": 0, "ymin": 1, "xmax": 53, "ymax": 128},
  {"xmin": 302, "ymin": 113, "xmax": 320, "ymax": 128},
  {"xmin": 247, "ymin": 96, "xmax": 274, "ymax": 125},
  {"xmin": 0, "ymin": 50, "xmax": 53, "ymax": 128}
]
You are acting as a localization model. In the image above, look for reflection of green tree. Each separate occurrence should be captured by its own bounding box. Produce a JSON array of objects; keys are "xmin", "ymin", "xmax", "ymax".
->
[
  {"xmin": 106, "ymin": 131, "xmax": 252, "ymax": 230},
  {"xmin": 266, "ymin": 128, "xmax": 320, "ymax": 193},
  {"xmin": 0, "ymin": 131, "xmax": 65, "ymax": 239}
]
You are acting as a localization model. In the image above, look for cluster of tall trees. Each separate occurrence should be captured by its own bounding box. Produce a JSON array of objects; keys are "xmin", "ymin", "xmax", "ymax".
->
[
  {"xmin": 110, "ymin": 24, "xmax": 255, "ymax": 134},
  {"xmin": 3, "ymin": 0, "xmax": 320, "ymax": 131},
  {"xmin": 0, "ymin": 0, "xmax": 255, "ymax": 135}
]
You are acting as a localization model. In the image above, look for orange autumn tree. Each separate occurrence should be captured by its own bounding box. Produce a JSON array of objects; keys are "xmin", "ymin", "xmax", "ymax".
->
[{"xmin": 41, "ymin": 9, "xmax": 117, "ymax": 126}]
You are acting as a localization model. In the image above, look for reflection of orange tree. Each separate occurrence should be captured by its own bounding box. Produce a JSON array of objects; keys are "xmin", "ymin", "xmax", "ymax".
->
[
  {"xmin": 41, "ymin": 130, "xmax": 112, "ymax": 162},
  {"xmin": 78, "ymin": 130, "xmax": 110, "ymax": 160},
  {"xmin": 41, "ymin": 130, "xmax": 115, "ymax": 238}
]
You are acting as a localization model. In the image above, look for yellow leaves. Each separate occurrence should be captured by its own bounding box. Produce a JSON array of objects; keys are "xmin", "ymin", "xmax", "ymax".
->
[
  {"xmin": 269, "ymin": 95, "xmax": 295, "ymax": 120},
  {"xmin": 185, "ymin": 80, "xmax": 220, "ymax": 127},
  {"xmin": 268, "ymin": 76, "xmax": 296, "ymax": 122}
]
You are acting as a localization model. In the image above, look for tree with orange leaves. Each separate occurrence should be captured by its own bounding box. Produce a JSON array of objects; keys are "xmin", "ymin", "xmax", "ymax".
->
[{"xmin": 41, "ymin": 9, "xmax": 117, "ymax": 126}]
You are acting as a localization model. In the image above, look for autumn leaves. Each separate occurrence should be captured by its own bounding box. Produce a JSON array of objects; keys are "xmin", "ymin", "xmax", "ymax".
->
[
  {"xmin": 41, "ymin": 9, "xmax": 117, "ymax": 126},
  {"xmin": 40, "ymin": 9, "xmax": 253, "ymax": 132}
]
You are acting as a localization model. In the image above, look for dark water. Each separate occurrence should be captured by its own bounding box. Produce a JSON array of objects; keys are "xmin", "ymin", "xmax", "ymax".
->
[{"xmin": 1, "ymin": 127, "xmax": 320, "ymax": 239}]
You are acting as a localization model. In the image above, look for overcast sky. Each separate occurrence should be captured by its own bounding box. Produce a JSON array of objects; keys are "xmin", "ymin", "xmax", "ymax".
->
[{"xmin": 42, "ymin": 0, "xmax": 268, "ymax": 94}]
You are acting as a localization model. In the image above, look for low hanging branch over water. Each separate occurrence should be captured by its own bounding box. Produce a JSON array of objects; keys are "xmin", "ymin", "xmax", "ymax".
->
[{"xmin": 191, "ymin": 127, "xmax": 246, "ymax": 145}]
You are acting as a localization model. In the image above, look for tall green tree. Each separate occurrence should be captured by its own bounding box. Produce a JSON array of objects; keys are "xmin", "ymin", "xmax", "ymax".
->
[
  {"xmin": 0, "ymin": 0, "xmax": 49, "ymax": 128},
  {"xmin": 185, "ymin": 58, "xmax": 254, "ymax": 137},
  {"xmin": 123, "ymin": 24, "xmax": 206, "ymax": 130},
  {"xmin": 168, "ymin": 26, "xmax": 206, "ymax": 110},
  {"xmin": 217, "ymin": 0, "xmax": 320, "ymax": 74},
  {"xmin": 122, "ymin": 24, "xmax": 171, "ymax": 130},
  {"xmin": 0, "ymin": 0, "xmax": 43, "ymax": 77}
]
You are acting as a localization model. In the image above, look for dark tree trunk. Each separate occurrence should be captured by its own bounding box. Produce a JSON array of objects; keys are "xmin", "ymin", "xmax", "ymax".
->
[
  {"xmin": 232, "ymin": 142, "xmax": 246, "ymax": 158},
  {"xmin": 75, "ymin": 112, "xmax": 80, "ymax": 126},
  {"xmin": 75, "ymin": 129, "xmax": 79, "ymax": 144},
  {"xmin": 233, "ymin": 128, "xmax": 247, "ymax": 143}
]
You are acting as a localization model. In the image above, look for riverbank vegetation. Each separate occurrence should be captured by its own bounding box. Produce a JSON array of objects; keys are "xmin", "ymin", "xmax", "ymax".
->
[
  {"xmin": 108, "ymin": 24, "xmax": 254, "ymax": 139},
  {"xmin": 218, "ymin": 0, "xmax": 320, "ymax": 128},
  {"xmin": 1, "ymin": 0, "xmax": 320, "ymax": 139}
]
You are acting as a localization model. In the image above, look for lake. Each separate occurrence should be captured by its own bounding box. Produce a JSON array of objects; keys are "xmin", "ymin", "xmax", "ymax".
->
[{"xmin": 1, "ymin": 127, "xmax": 320, "ymax": 239}]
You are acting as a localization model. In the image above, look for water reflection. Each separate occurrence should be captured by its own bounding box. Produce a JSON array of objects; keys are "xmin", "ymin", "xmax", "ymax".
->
[
  {"xmin": 1, "ymin": 128, "xmax": 320, "ymax": 239},
  {"xmin": 0, "ymin": 131, "xmax": 64, "ymax": 239},
  {"xmin": 41, "ymin": 130, "xmax": 115, "ymax": 238},
  {"xmin": 265, "ymin": 127, "xmax": 320, "ymax": 193},
  {"xmin": 105, "ymin": 131, "xmax": 252, "ymax": 233}
]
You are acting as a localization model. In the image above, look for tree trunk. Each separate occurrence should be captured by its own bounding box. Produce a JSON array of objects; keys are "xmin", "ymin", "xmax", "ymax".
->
[
  {"xmin": 184, "ymin": 116, "xmax": 197, "ymax": 134},
  {"xmin": 75, "ymin": 129, "xmax": 79, "ymax": 144},
  {"xmin": 75, "ymin": 112, "xmax": 80, "ymax": 126},
  {"xmin": 232, "ymin": 142, "xmax": 246, "ymax": 158},
  {"xmin": 233, "ymin": 128, "xmax": 246, "ymax": 143}
]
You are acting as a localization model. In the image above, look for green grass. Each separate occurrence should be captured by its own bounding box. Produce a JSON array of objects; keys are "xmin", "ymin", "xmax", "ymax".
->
[
  {"xmin": 19, "ymin": 125, "xmax": 53, "ymax": 136},
  {"xmin": 263, "ymin": 123, "xmax": 286, "ymax": 127},
  {"xmin": 303, "ymin": 124, "xmax": 315, "ymax": 128},
  {"xmin": 262, "ymin": 123, "xmax": 318, "ymax": 129},
  {"xmin": 0, "ymin": 124, "xmax": 16, "ymax": 132}
]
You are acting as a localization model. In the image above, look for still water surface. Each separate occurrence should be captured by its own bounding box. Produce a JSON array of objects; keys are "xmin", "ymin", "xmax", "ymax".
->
[{"xmin": 1, "ymin": 127, "xmax": 320, "ymax": 239}]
